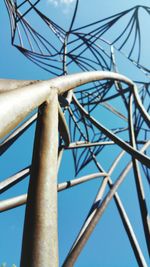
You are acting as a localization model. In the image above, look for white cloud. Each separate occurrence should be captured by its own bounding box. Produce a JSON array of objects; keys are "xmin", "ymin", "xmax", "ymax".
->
[{"xmin": 48, "ymin": 0, "xmax": 75, "ymax": 6}]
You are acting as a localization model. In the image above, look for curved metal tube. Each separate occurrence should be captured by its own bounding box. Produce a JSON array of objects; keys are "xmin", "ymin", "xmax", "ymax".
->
[
  {"xmin": 0, "ymin": 71, "xmax": 149, "ymax": 266},
  {"xmin": 73, "ymin": 95, "xmax": 150, "ymax": 168},
  {"xmin": 0, "ymin": 71, "xmax": 148, "ymax": 166},
  {"xmin": 0, "ymin": 71, "xmax": 136, "ymax": 139},
  {"xmin": 0, "ymin": 79, "xmax": 37, "ymax": 92}
]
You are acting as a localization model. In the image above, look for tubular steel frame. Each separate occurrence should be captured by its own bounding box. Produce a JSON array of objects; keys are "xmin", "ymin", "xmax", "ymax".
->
[{"xmin": 0, "ymin": 1, "xmax": 150, "ymax": 267}]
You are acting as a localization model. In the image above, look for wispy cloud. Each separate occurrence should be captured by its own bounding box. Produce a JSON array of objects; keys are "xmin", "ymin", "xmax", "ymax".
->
[{"xmin": 48, "ymin": 0, "xmax": 75, "ymax": 7}]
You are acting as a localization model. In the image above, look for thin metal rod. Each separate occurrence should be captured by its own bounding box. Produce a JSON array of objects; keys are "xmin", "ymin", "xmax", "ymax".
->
[
  {"xmin": 65, "ymin": 101, "xmax": 148, "ymax": 267},
  {"xmin": 64, "ymin": 140, "xmax": 147, "ymax": 149},
  {"xmin": 0, "ymin": 166, "xmax": 30, "ymax": 193},
  {"xmin": 0, "ymin": 173, "xmax": 106, "ymax": 212},
  {"xmin": 58, "ymin": 172, "xmax": 107, "ymax": 191},
  {"xmin": 128, "ymin": 94, "xmax": 150, "ymax": 256},
  {"xmin": 133, "ymin": 84, "xmax": 150, "ymax": 128},
  {"xmin": 20, "ymin": 92, "xmax": 59, "ymax": 267},
  {"xmin": 101, "ymin": 102, "xmax": 127, "ymax": 121},
  {"xmin": 0, "ymin": 113, "xmax": 37, "ymax": 155},
  {"xmin": 0, "ymin": 161, "xmax": 148, "ymax": 265},
  {"xmin": 68, "ymin": 0, "xmax": 79, "ymax": 32},
  {"xmin": 63, "ymin": 151, "xmax": 125, "ymax": 265},
  {"xmin": 58, "ymin": 104, "xmax": 70, "ymax": 146},
  {"xmin": 73, "ymin": 95, "xmax": 150, "ymax": 168},
  {"xmin": 108, "ymin": 178, "xmax": 148, "ymax": 267},
  {"xmin": 0, "ymin": 194, "xmax": 27, "ymax": 212},
  {"xmin": 0, "ymin": 104, "xmax": 69, "ymax": 156},
  {"xmin": 57, "ymin": 147, "xmax": 64, "ymax": 171},
  {"xmin": 110, "ymin": 45, "xmax": 128, "ymax": 108},
  {"xmin": 63, "ymin": 141, "xmax": 150, "ymax": 267}
]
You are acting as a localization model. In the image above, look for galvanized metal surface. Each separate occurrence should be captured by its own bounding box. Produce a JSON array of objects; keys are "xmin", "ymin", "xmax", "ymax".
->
[
  {"xmin": 0, "ymin": 71, "xmax": 149, "ymax": 267},
  {"xmin": 0, "ymin": 71, "xmax": 134, "ymax": 139},
  {"xmin": 20, "ymin": 92, "xmax": 59, "ymax": 267},
  {"xmin": 1, "ymin": 2, "xmax": 150, "ymax": 266}
]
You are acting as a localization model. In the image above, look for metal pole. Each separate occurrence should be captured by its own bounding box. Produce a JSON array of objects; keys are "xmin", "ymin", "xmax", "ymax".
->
[{"xmin": 20, "ymin": 91, "xmax": 59, "ymax": 267}]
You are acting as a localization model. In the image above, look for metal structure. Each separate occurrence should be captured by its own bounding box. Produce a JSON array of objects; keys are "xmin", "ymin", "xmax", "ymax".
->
[{"xmin": 0, "ymin": 1, "xmax": 150, "ymax": 266}]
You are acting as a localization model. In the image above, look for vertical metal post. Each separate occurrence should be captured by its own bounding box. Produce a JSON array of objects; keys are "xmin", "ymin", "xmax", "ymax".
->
[{"xmin": 20, "ymin": 91, "xmax": 58, "ymax": 267}]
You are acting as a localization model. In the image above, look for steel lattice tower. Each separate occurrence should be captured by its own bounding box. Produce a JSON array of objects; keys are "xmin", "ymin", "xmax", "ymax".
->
[{"xmin": 0, "ymin": 1, "xmax": 150, "ymax": 266}]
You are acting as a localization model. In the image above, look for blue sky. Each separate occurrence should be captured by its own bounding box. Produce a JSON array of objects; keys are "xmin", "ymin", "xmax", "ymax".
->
[{"xmin": 0, "ymin": 1, "xmax": 150, "ymax": 266}]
